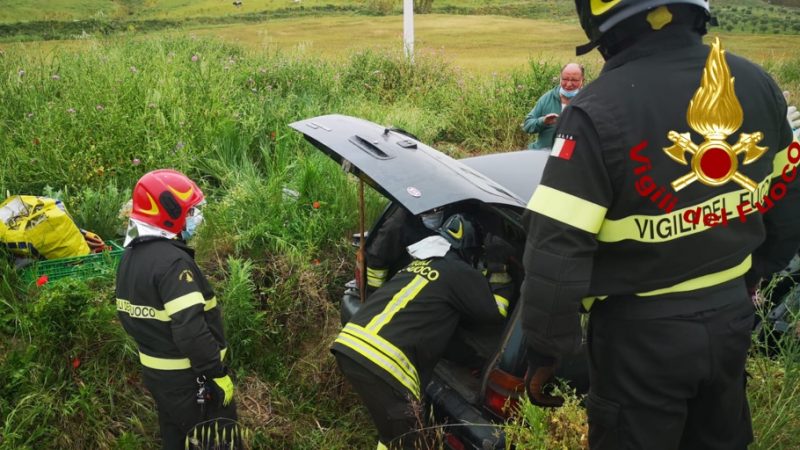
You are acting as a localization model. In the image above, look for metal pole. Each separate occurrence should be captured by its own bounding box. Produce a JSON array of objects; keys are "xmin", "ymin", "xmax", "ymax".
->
[{"xmin": 403, "ymin": 0, "xmax": 414, "ymax": 61}]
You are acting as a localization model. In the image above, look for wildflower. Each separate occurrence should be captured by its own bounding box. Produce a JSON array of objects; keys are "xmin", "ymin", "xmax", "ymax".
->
[
  {"xmin": 18, "ymin": 69, "xmax": 25, "ymax": 77},
  {"xmin": 96, "ymin": 104, "xmax": 104, "ymax": 111},
  {"xmin": 130, "ymin": 66, "xmax": 138, "ymax": 73},
  {"xmin": 132, "ymin": 158, "xmax": 141, "ymax": 166},
  {"xmin": 26, "ymin": 112, "xmax": 34, "ymax": 119},
  {"xmin": 66, "ymin": 107, "xmax": 76, "ymax": 114},
  {"xmin": 517, "ymin": 84, "xmax": 524, "ymax": 91},
  {"xmin": 312, "ymin": 201, "xmax": 321, "ymax": 209},
  {"xmin": 259, "ymin": 67, "xmax": 267, "ymax": 74},
  {"xmin": 51, "ymin": 74, "xmax": 61, "ymax": 81},
  {"xmin": 191, "ymin": 54, "xmax": 199, "ymax": 62},
  {"xmin": 270, "ymin": 131, "xmax": 276, "ymax": 141},
  {"xmin": 312, "ymin": 258, "xmax": 321, "ymax": 265},
  {"xmin": 71, "ymin": 357, "xmax": 81, "ymax": 369},
  {"xmin": 32, "ymin": 137, "xmax": 40, "ymax": 145},
  {"xmin": 148, "ymin": 103, "xmax": 156, "ymax": 109},
  {"xmin": 36, "ymin": 274, "xmax": 48, "ymax": 286},
  {"xmin": 175, "ymin": 141, "xmax": 185, "ymax": 151}
]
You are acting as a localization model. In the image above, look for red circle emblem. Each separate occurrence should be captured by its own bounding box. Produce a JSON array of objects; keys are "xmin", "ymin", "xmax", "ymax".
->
[{"xmin": 699, "ymin": 147, "xmax": 731, "ymax": 180}]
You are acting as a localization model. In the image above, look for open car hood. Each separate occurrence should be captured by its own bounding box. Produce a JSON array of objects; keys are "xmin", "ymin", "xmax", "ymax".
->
[{"xmin": 289, "ymin": 114, "xmax": 528, "ymax": 215}]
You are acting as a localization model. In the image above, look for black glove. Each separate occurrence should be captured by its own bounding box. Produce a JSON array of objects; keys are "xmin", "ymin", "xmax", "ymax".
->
[
  {"xmin": 525, "ymin": 363, "xmax": 564, "ymax": 407},
  {"xmin": 484, "ymin": 233, "xmax": 517, "ymax": 273}
]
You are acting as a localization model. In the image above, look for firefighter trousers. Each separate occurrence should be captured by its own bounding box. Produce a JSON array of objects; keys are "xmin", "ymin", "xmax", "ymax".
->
[
  {"xmin": 335, "ymin": 353, "xmax": 421, "ymax": 450},
  {"xmin": 143, "ymin": 369, "xmax": 239, "ymax": 450},
  {"xmin": 586, "ymin": 290, "xmax": 754, "ymax": 450}
]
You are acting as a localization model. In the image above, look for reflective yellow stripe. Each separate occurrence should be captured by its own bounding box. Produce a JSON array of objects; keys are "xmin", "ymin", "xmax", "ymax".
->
[
  {"xmin": 334, "ymin": 334, "xmax": 420, "ymax": 399},
  {"xmin": 204, "ymin": 297, "xmax": 217, "ymax": 311},
  {"xmin": 494, "ymin": 294, "xmax": 509, "ymax": 318},
  {"xmin": 637, "ymin": 255, "xmax": 751, "ymax": 297},
  {"xmin": 366, "ymin": 275, "xmax": 428, "ymax": 332},
  {"xmin": 489, "ymin": 272, "xmax": 512, "ymax": 284},
  {"xmin": 367, "ymin": 267, "xmax": 388, "ymax": 288},
  {"xmin": 597, "ymin": 177, "xmax": 770, "ymax": 243},
  {"xmin": 582, "ymin": 256, "xmax": 751, "ymax": 310},
  {"xmin": 527, "ymin": 185, "xmax": 607, "ymax": 234},
  {"xmin": 116, "ymin": 299, "xmax": 170, "ymax": 321},
  {"xmin": 164, "ymin": 292, "xmax": 205, "ymax": 316},
  {"xmin": 367, "ymin": 267, "xmax": 388, "ymax": 277},
  {"xmin": 343, "ymin": 323, "xmax": 420, "ymax": 388},
  {"xmin": 139, "ymin": 348, "xmax": 227, "ymax": 371},
  {"xmin": 377, "ymin": 442, "xmax": 388, "ymax": 450}
]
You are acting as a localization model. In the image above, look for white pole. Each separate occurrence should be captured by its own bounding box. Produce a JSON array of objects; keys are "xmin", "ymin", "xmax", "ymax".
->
[{"xmin": 403, "ymin": 0, "xmax": 414, "ymax": 61}]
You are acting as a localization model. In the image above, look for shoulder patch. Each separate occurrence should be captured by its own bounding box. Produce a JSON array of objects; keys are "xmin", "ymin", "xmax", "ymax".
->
[
  {"xmin": 179, "ymin": 269, "xmax": 194, "ymax": 283},
  {"xmin": 551, "ymin": 134, "xmax": 576, "ymax": 160}
]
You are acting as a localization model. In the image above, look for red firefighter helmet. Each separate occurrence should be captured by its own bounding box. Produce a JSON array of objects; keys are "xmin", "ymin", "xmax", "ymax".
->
[{"xmin": 130, "ymin": 169, "xmax": 204, "ymax": 234}]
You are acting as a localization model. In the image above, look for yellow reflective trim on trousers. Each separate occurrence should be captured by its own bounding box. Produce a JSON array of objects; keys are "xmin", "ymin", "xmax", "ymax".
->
[
  {"xmin": 527, "ymin": 185, "xmax": 607, "ymax": 234},
  {"xmin": 366, "ymin": 275, "xmax": 429, "ymax": 332},
  {"xmin": 343, "ymin": 323, "xmax": 420, "ymax": 388},
  {"xmin": 139, "ymin": 348, "xmax": 227, "ymax": 370},
  {"xmin": 163, "ymin": 292, "xmax": 205, "ymax": 316},
  {"xmin": 377, "ymin": 442, "xmax": 388, "ymax": 450},
  {"xmin": 116, "ymin": 299, "xmax": 170, "ymax": 321},
  {"xmin": 581, "ymin": 256, "xmax": 751, "ymax": 310},
  {"xmin": 494, "ymin": 294, "xmax": 509, "ymax": 318},
  {"xmin": 204, "ymin": 296, "xmax": 217, "ymax": 311},
  {"xmin": 335, "ymin": 333, "xmax": 420, "ymax": 399}
]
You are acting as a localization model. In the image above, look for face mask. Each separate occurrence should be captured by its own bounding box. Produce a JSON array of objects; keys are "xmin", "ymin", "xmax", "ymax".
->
[
  {"xmin": 560, "ymin": 86, "xmax": 581, "ymax": 98},
  {"xmin": 421, "ymin": 209, "xmax": 444, "ymax": 230},
  {"xmin": 181, "ymin": 208, "xmax": 204, "ymax": 240}
]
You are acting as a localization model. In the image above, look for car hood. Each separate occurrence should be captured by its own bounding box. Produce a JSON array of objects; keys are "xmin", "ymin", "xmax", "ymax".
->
[{"xmin": 289, "ymin": 114, "xmax": 538, "ymax": 215}]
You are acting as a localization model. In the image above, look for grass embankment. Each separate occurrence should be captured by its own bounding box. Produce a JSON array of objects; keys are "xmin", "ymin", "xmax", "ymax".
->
[{"xmin": 1, "ymin": 33, "xmax": 800, "ymax": 449}]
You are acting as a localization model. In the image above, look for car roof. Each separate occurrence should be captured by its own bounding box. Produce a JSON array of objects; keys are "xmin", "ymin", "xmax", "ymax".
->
[
  {"xmin": 289, "ymin": 114, "xmax": 548, "ymax": 215},
  {"xmin": 460, "ymin": 150, "xmax": 548, "ymax": 206}
]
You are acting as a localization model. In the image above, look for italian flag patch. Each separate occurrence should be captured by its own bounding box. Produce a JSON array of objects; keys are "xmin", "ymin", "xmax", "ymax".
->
[{"xmin": 551, "ymin": 135, "xmax": 576, "ymax": 160}]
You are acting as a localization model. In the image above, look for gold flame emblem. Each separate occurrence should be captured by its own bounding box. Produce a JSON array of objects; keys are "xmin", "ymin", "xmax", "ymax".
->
[{"xmin": 664, "ymin": 37, "xmax": 766, "ymax": 192}]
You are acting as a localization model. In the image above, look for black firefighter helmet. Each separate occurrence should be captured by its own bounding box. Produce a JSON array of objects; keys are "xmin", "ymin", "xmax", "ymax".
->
[
  {"xmin": 438, "ymin": 213, "xmax": 483, "ymax": 265},
  {"xmin": 574, "ymin": 0, "xmax": 710, "ymax": 55}
]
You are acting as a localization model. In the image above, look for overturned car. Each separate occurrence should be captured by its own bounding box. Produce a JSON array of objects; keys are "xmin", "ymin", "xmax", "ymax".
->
[{"xmin": 290, "ymin": 114, "xmax": 589, "ymax": 450}]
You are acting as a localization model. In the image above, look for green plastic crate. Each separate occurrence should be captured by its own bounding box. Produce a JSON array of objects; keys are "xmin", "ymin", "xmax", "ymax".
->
[{"xmin": 21, "ymin": 240, "xmax": 125, "ymax": 284}]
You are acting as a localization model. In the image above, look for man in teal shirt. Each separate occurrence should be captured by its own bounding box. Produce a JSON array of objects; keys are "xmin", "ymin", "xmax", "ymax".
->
[{"xmin": 522, "ymin": 63, "xmax": 584, "ymax": 149}]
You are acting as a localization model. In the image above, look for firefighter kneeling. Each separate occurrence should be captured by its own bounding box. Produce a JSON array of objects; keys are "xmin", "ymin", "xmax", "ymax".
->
[{"xmin": 331, "ymin": 214, "xmax": 510, "ymax": 450}]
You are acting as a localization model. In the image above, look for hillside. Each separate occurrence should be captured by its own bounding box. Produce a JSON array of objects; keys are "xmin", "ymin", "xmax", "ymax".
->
[{"xmin": 1, "ymin": 0, "xmax": 799, "ymax": 41}]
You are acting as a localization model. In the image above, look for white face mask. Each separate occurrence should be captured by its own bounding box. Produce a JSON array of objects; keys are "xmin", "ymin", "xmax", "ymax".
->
[
  {"xmin": 421, "ymin": 209, "xmax": 444, "ymax": 230},
  {"xmin": 181, "ymin": 208, "xmax": 204, "ymax": 240}
]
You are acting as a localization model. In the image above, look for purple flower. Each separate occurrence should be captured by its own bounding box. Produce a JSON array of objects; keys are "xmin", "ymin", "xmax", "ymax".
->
[
  {"xmin": 132, "ymin": 158, "xmax": 141, "ymax": 166},
  {"xmin": 175, "ymin": 141, "xmax": 185, "ymax": 151},
  {"xmin": 191, "ymin": 54, "xmax": 199, "ymax": 62},
  {"xmin": 95, "ymin": 104, "xmax": 104, "ymax": 111},
  {"xmin": 66, "ymin": 108, "xmax": 76, "ymax": 114}
]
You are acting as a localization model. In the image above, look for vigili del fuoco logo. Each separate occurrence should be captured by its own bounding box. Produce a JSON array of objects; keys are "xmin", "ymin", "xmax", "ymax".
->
[{"xmin": 630, "ymin": 37, "xmax": 800, "ymax": 230}]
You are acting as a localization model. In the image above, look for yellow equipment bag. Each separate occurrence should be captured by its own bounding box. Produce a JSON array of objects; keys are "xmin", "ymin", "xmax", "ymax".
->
[{"xmin": 0, "ymin": 195, "xmax": 90, "ymax": 259}]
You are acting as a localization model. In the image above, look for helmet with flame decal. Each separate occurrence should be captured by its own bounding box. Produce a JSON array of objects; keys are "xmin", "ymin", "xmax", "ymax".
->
[
  {"xmin": 574, "ymin": 0, "xmax": 710, "ymax": 56},
  {"xmin": 130, "ymin": 169, "xmax": 205, "ymax": 234}
]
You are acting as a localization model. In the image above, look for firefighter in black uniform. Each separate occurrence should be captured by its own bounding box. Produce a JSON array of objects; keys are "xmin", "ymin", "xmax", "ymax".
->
[
  {"xmin": 521, "ymin": 1, "xmax": 800, "ymax": 449},
  {"xmin": 115, "ymin": 169, "xmax": 238, "ymax": 450},
  {"xmin": 332, "ymin": 214, "xmax": 510, "ymax": 450}
]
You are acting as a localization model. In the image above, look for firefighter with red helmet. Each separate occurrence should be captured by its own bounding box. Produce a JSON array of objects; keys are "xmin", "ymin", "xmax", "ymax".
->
[
  {"xmin": 332, "ymin": 213, "xmax": 510, "ymax": 449},
  {"xmin": 115, "ymin": 169, "xmax": 238, "ymax": 449},
  {"xmin": 521, "ymin": 1, "xmax": 800, "ymax": 449}
]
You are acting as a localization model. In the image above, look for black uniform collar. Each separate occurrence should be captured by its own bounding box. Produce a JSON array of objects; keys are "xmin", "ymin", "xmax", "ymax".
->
[
  {"xmin": 130, "ymin": 236, "xmax": 195, "ymax": 257},
  {"xmin": 602, "ymin": 26, "xmax": 703, "ymax": 73}
]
